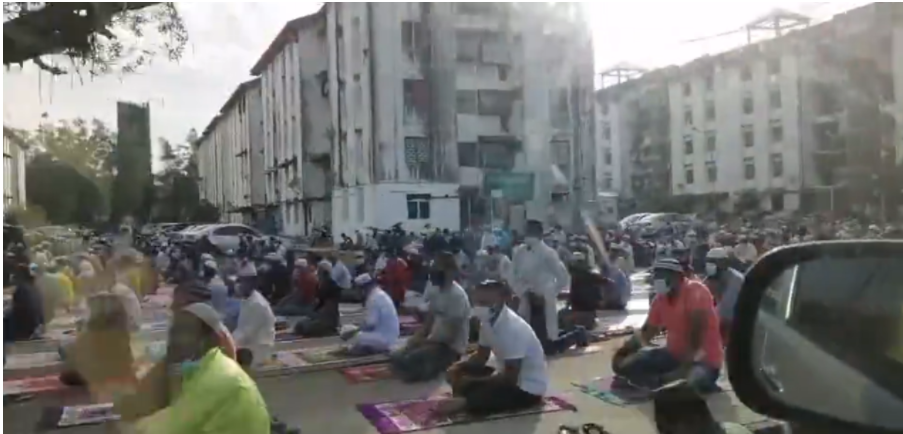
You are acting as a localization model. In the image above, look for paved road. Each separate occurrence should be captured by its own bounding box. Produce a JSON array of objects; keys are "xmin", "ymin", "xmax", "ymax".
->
[{"xmin": 3, "ymin": 271, "xmax": 773, "ymax": 434}]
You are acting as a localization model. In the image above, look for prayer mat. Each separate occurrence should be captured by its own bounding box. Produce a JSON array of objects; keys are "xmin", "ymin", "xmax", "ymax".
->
[
  {"xmin": 552, "ymin": 343, "xmax": 606, "ymax": 359},
  {"xmin": 574, "ymin": 375, "xmax": 733, "ymax": 407},
  {"xmin": 4, "ymin": 351, "xmax": 61, "ymax": 370},
  {"xmin": 342, "ymin": 364, "xmax": 393, "ymax": 384},
  {"xmin": 298, "ymin": 346, "xmax": 389, "ymax": 370},
  {"xmin": 4, "ymin": 375, "xmax": 66, "ymax": 395},
  {"xmin": 41, "ymin": 403, "xmax": 119, "ymax": 428},
  {"xmin": 357, "ymin": 394, "xmax": 576, "ymax": 434},
  {"xmin": 254, "ymin": 350, "xmax": 310, "ymax": 374}
]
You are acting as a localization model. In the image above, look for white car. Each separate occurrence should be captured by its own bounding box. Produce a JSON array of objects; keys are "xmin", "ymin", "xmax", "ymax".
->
[{"xmin": 178, "ymin": 224, "xmax": 261, "ymax": 252}]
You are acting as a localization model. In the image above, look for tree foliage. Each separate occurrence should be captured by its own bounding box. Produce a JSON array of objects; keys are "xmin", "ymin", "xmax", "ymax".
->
[
  {"xmin": 26, "ymin": 153, "xmax": 105, "ymax": 225},
  {"xmin": 153, "ymin": 129, "xmax": 219, "ymax": 223},
  {"xmin": 3, "ymin": 2, "xmax": 188, "ymax": 76}
]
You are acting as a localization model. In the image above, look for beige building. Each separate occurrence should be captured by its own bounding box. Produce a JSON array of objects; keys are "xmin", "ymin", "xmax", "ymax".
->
[{"xmin": 3, "ymin": 128, "xmax": 27, "ymax": 210}]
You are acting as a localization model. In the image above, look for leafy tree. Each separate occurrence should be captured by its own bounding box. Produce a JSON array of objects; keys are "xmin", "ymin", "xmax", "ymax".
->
[
  {"xmin": 3, "ymin": 3, "xmax": 187, "ymax": 76},
  {"xmin": 152, "ymin": 130, "xmax": 216, "ymax": 222},
  {"xmin": 25, "ymin": 153, "xmax": 104, "ymax": 225}
]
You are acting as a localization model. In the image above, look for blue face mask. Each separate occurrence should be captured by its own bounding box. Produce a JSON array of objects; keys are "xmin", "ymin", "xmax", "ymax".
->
[{"xmin": 177, "ymin": 359, "xmax": 202, "ymax": 376}]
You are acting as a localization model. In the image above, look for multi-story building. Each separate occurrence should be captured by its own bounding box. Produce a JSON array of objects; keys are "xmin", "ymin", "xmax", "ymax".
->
[
  {"xmin": 3, "ymin": 128, "xmax": 27, "ymax": 209},
  {"xmin": 598, "ymin": 3, "xmax": 903, "ymax": 216},
  {"xmin": 250, "ymin": 6, "xmax": 333, "ymax": 236},
  {"xmin": 326, "ymin": 2, "xmax": 594, "ymax": 237},
  {"xmin": 196, "ymin": 78, "xmax": 265, "ymax": 225}
]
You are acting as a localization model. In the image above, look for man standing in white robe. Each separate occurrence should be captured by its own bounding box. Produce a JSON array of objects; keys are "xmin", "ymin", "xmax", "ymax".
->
[{"xmin": 511, "ymin": 220, "xmax": 571, "ymax": 343}]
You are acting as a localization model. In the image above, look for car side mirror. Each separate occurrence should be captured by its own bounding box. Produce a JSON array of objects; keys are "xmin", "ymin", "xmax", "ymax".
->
[{"xmin": 727, "ymin": 240, "xmax": 903, "ymax": 434}]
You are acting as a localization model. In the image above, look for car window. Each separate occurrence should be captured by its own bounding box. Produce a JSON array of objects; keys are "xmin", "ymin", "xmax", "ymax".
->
[
  {"xmin": 789, "ymin": 257, "xmax": 903, "ymax": 403},
  {"xmin": 213, "ymin": 226, "xmax": 241, "ymax": 236}
]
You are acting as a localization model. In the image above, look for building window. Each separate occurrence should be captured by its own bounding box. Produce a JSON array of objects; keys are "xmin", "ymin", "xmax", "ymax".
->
[
  {"xmin": 683, "ymin": 108, "xmax": 693, "ymax": 126},
  {"xmin": 602, "ymin": 123, "xmax": 611, "ymax": 140},
  {"xmin": 682, "ymin": 82, "xmax": 692, "ymax": 96},
  {"xmin": 770, "ymin": 120, "xmax": 784, "ymax": 143},
  {"xmin": 705, "ymin": 101, "xmax": 716, "ymax": 120},
  {"xmin": 683, "ymin": 135, "xmax": 694, "ymax": 155},
  {"xmin": 742, "ymin": 95, "xmax": 754, "ymax": 114},
  {"xmin": 458, "ymin": 142, "xmax": 478, "ymax": 167},
  {"xmin": 406, "ymin": 193, "xmax": 431, "ymax": 219},
  {"xmin": 771, "ymin": 153, "xmax": 784, "ymax": 177},
  {"xmin": 705, "ymin": 130, "xmax": 716, "ymax": 152},
  {"xmin": 741, "ymin": 65, "xmax": 752, "ymax": 81},
  {"xmin": 480, "ymin": 141, "xmax": 515, "ymax": 170},
  {"xmin": 742, "ymin": 124, "xmax": 754, "ymax": 147},
  {"xmin": 767, "ymin": 58, "xmax": 781, "ymax": 76},
  {"xmin": 706, "ymin": 161, "xmax": 717, "ymax": 182},
  {"xmin": 403, "ymin": 79, "xmax": 429, "ymax": 124},
  {"xmin": 404, "ymin": 136, "xmax": 432, "ymax": 178},
  {"xmin": 704, "ymin": 75, "xmax": 714, "ymax": 91},
  {"xmin": 744, "ymin": 157, "xmax": 756, "ymax": 180},
  {"xmin": 456, "ymin": 90, "xmax": 478, "ymax": 114},
  {"xmin": 401, "ymin": 20, "xmax": 423, "ymax": 57},
  {"xmin": 769, "ymin": 89, "xmax": 782, "ymax": 109},
  {"xmin": 604, "ymin": 149, "xmax": 612, "ymax": 165},
  {"xmin": 684, "ymin": 164, "xmax": 694, "ymax": 185},
  {"xmin": 357, "ymin": 190, "xmax": 365, "ymax": 222},
  {"xmin": 603, "ymin": 173, "xmax": 613, "ymax": 190}
]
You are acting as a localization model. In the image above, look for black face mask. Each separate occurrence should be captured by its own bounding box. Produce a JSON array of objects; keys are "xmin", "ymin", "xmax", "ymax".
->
[{"xmin": 429, "ymin": 271, "xmax": 446, "ymax": 287}]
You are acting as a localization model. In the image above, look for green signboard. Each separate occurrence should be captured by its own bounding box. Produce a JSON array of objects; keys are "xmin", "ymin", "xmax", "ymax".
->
[{"xmin": 483, "ymin": 172, "xmax": 535, "ymax": 202}]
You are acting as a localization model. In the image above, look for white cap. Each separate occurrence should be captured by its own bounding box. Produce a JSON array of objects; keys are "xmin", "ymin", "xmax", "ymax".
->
[
  {"xmin": 295, "ymin": 258, "xmax": 308, "ymax": 268},
  {"xmin": 706, "ymin": 247, "xmax": 730, "ymax": 260},
  {"xmin": 203, "ymin": 260, "xmax": 218, "ymax": 270},
  {"xmin": 354, "ymin": 273, "xmax": 373, "ymax": 286}
]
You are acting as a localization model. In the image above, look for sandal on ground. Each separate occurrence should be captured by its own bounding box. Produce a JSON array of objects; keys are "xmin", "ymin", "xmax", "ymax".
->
[{"xmin": 558, "ymin": 425, "xmax": 580, "ymax": 434}]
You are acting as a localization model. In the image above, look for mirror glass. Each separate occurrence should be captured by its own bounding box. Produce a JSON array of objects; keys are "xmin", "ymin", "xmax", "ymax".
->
[{"xmin": 751, "ymin": 255, "xmax": 903, "ymax": 430}]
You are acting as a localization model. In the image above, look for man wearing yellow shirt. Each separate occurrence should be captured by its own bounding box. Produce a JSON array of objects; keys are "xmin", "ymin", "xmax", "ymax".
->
[{"xmin": 127, "ymin": 304, "xmax": 270, "ymax": 434}]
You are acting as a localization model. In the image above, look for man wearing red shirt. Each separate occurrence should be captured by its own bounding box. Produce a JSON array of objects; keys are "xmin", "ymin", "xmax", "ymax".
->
[
  {"xmin": 380, "ymin": 250, "xmax": 411, "ymax": 307},
  {"xmin": 613, "ymin": 258, "xmax": 723, "ymax": 392}
]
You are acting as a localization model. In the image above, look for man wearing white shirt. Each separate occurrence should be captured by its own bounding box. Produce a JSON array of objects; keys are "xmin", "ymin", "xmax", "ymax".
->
[
  {"xmin": 342, "ymin": 273, "xmax": 400, "ymax": 355},
  {"xmin": 438, "ymin": 280, "xmax": 547, "ymax": 417},
  {"xmin": 232, "ymin": 275, "xmax": 276, "ymax": 368},
  {"xmin": 330, "ymin": 254, "xmax": 353, "ymax": 291},
  {"xmin": 511, "ymin": 220, "xmax": 570, "ymax": 346}
]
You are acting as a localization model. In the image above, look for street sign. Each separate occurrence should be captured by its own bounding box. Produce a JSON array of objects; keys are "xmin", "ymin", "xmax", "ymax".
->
[
  {"xmin": 483, "ymin": 172, "xmax": 535, "ymax": 202},
  {"xmin": 490, "ymin": 189, "xmax": 503, "ymax": 199}
]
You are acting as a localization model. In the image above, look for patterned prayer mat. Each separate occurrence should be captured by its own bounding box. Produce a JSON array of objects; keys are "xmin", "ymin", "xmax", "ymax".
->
[
  {"xmin": 357, "ymin": 394, "xmax": 576, "ymax": 434},
  {"xmin": 342, "ymin": 364, "xmax": 393, "ymax": 384}
]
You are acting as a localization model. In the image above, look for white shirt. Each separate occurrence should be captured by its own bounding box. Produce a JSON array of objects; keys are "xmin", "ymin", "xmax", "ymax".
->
[
  {"xmin": 512, "ymin": 241, "xmax": 570, "ymax": 298},
  {"xmin": 331, "ymin": 261, "xmax": 352, "ymax": 290},
  {"xmin": 233, "ymin": 290, "xmax": 276, "ymax": 364},
  {"xmin": 356, "ymin": 287, "xmax": 400, "ymax": 350},
  {"xmin": 478, "ymin": 306, "xmax": 548, "ymax": 396},
  {"xmin": 734, "ymin": 243, "xmax": 758, "ymax": 263}
]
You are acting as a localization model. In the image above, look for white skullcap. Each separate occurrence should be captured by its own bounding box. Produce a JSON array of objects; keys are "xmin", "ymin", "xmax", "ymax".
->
[
  {"xmin": 294, "ymin": 258, "xmax": 308, "ymax": 268},
  {"xmin": 706, "ymin": 247, "xmax": 730, "ymax": 260},
  {"xmin": 203, "ymin": 260, "xmax": 218, "ymax": 270},
  {"xmin": 317, "ymin": 260, "xmax": 332, "ymax": 272},
  {"xmin": 354, "ymin": 273, "xmax": 373, "ymax": 286},
  {"xmin": 200, "ymin": 253, "xmax": 214, "ymax": 261},
  {"xmin": 237, "ymin": 261, "xmax": 257, "ymax": 277}
]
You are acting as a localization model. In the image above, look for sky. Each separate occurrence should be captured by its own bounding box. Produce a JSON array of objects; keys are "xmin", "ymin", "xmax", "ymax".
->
[{"xmin": 3, "ymin": 2, "xmax": 867, "ymax": 172}]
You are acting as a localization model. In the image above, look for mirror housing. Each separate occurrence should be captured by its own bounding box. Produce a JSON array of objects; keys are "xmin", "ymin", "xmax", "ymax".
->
[{"xmin": 727, "ymin": 240, "xmax": 903, "ymax": 434}]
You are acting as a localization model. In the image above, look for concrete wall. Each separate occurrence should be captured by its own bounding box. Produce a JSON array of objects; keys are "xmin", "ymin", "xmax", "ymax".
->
[
  {"xmin": 332, "ymin": 182, "xmax": 460, "ymax": 237},
  {"xmin": 3, "ymin": 134, "xmax": 26, "ymax": 209}
]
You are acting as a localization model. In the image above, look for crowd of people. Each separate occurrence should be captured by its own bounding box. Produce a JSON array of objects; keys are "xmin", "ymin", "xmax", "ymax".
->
[{"xmin": 3, "ymin": 212, "xmax": 901, "ymax": 433}]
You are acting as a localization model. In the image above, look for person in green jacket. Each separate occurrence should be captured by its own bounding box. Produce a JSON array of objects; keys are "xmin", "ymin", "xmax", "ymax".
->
[{"xmin": 128, "ymin": 304, "xmax": 270, "ymax": 434}]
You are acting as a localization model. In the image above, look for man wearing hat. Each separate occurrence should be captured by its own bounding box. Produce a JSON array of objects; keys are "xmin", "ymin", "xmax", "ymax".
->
[
  {"xmin": 703, "ymin": 247, "xmax": 743, "ymax": 345},
  {"xmin": 613, "ymin": 257, "xmax": 723, "ymax": 393},
  {"xmin": 341, "ymin": 273, "xmax": 400, "ymax": 355}
]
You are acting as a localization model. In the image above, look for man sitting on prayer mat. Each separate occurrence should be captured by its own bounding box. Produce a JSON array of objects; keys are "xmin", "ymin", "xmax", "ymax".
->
[
  {"xmin": 390, "ymin": 252, "xmax": 469, "ymax": 382},
  {"xmin": 340, "ymin": 273, "xmax": 400, "ymax": 356},
  {"xmin": 125, "ymin": 303, "xmax": 270, "ymax": 434},
  {"xmin": 438, "ymin": 279, "xmax": 547, "ymax": 417},
  {"xmin": 59, "ymin": 293, "xmax": 135, "ymax": 390},
  {"xmin": 233, "ymin": 271, "xmax": 276, "ymax": 368}
]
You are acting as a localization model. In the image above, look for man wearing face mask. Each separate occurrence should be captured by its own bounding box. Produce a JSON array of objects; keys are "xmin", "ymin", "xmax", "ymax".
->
[
  {"xmin": 438, "ymin": 280, "xmax": 547, "ymax": 418},
  {"xmin": 390, "ymin": 252, "xmax": 470, "ymax": 382},
  {"xmin": 511, "ymin": 220, "xmax": 571, "ymax": 350},
  {"xmin": 613, "ymin": 258, "xmax": 723, "ymax": 393},
  {"xmin": 124, "ymin": 303, "xmax": 270, "ymax": 434},
  {"xmin": 703, "ymin": 248, "xmax": 743, "ymax": 346}
]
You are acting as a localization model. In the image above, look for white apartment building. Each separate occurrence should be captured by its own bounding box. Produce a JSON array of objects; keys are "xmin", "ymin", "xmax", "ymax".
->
[
  {"xmin": 3, "ymin": 128, "xmax": 27, "ymax": 209},
  {"xmin": 196, "ymin": 78, "xmax": 264, "ymax": 224},
  {"xmin": 326, "ymin": 2, "xmax": 595, "ymax": 237},
  {"xmin": 598, "ymin": 3, "xmax": 903, "ymax": 215},
  {"xmin": 250, "ymin": 6, "xmax": 332, "ymax": 236}
]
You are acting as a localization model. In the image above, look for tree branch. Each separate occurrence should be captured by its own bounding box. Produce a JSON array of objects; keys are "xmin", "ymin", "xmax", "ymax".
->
[{"xmin": 3, "ymin": 2, "xmax": 159, "ymax": 65}]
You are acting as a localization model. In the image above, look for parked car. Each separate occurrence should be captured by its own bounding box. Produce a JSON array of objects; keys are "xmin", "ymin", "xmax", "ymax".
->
[{"xmin": 178, "ymin": 223, "xmax": 262, "ymax": 252}]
